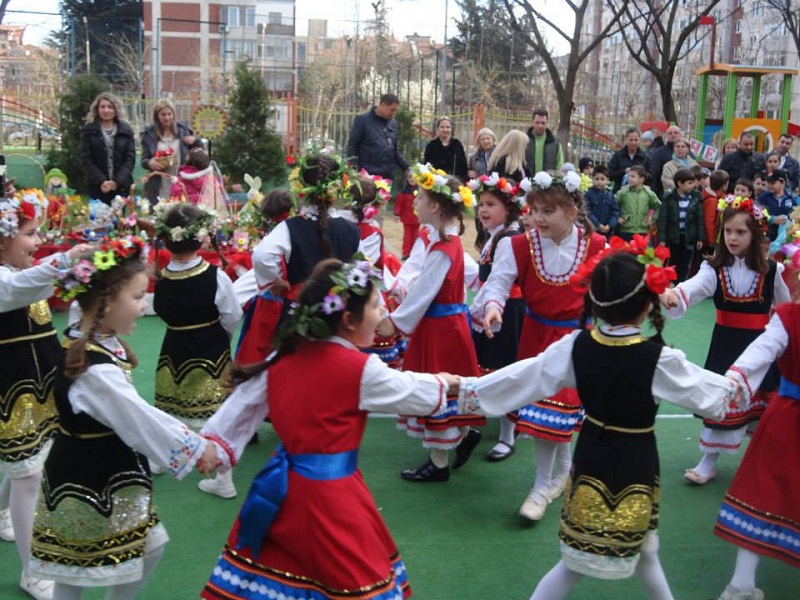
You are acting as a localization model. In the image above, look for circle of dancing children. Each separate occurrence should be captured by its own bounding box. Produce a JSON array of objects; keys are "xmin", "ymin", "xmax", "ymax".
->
[
  {"xmin": 377, "ymin": 163, "xmax": 483, "ymax": 482},
  {"xmin": 151, "ymin": 202, "xmax": 242, "ymax": 498},
  {"xmin": 471, "ymin": 170, "xmax": 606, "ymax": 520},
  {"xmin": 716, "ymin": 298, "xmax": 800, "ymax": 600},
  {"xmin": 197, "ymin": 258, "xmax": 459, "ymax": 600},
  {"xmin": 457, "ymin": 244, "xmax": 739, "ymax": 600},
  {"xmin": 660, "ymin": 196, "xmax": 790, "ymax": 485},
  {"xmin": 250, "ymin": 152, "xmax": 359, "ymax": 332},
  {"xmin": 0, "ymin": 190, "xmax": 92, "ymax": 600},
  {"xmin": 466, "ymin": 172, "xmax": 525, "ymax": 461},
  {"xmin": 27, "ymin": 235, "xmax": 217, "ymax": 600}
]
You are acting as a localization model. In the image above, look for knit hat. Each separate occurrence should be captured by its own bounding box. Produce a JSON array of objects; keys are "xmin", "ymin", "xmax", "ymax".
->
[
  {"xmin": 560, "ymin": 162, "xmax": 576, "ymax": 173},
  {"xmin": 641, "ymin": 131, "xmax": 655, "ymax": 142},
  {"xmin": 579, "ymin": 157, "xmax": 594, "ymax": 172}
]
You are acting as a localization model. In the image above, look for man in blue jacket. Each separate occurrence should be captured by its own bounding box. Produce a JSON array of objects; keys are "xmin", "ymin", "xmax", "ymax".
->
[{"xmin": 346, "ymin": 93, "xmax": 409, "ymax": 180}]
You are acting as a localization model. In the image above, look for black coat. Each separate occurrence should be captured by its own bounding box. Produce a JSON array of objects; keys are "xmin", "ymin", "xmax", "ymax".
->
[
  {"xmin": 80, "ymin": 120, "xmax": 136, "ymax": 204},
  {"xmin": 718, "ymin": 150, "xmax": 766, "ymax": 193},
  {"xmin": 608, "ymin": 148, "xmax": 650, "ymax": 193},
  {"xmin": 140, "ymin": 121, "xmax": 204, "ymax": 202},
  {"xmin": 423, "ymin": 137, "xmax": 469, "ymax": 181}
]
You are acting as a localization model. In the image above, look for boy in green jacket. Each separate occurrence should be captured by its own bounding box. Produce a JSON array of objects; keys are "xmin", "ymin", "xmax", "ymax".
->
[{"xmin": 615, "ymin": 165, "xmax": 660, "ymax": 241}]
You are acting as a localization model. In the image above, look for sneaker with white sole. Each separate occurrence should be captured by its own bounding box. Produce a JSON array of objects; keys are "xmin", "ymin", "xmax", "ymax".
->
[
  {"xmin": 20, "ymin": 574, "xmax": 54, "ymax": 600},
  {"xmin": 0, "ymin": 508, "xmax": 14, "ymax": 542},
  {"xmin": 718, "ymin": 585, "xmax": 765, "ymax": 600},
  {"xmin": 519, "ymin": 490, "xmax": 550, "ymax": 521},
  {"xmin": 546, "ymin": 476, "xmax": 569, "ymax": 502},
  {"xmin": 198, "ymin": 477, "xmax": 237, "ymax": 499}
]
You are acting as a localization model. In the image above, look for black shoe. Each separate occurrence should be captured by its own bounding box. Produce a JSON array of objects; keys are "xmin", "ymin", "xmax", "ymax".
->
[
  {"xmin": 485, "ymin": 440, "xmax": 516, "ymax": 462},
  {"xmin": 452, "ymin": 428, "xmax": 482, "ymax": 470},
  {"xmin": 400, "ymin": 459, "xmax": 450, "ymax": 482}
]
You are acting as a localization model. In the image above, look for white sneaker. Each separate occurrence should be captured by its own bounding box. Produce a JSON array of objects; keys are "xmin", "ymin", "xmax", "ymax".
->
[
  {"xmin": 519, "ymin": 490, "xmax": 550, "ymax": 521},
  {"xmin": 718, "ymin": 586, "xmax": 765, "ymax": 600},
  {"xmin": 198, "ymin": 477, "xmax": 237, "ymax": 499},
  {"xmin": 0, "ymin": 508, "xmax": 15, "ymax": 542},
  {"xmin": 20, "ymin": 574, "xmax": 54, "ymax": 600},
  {"xmin": 546, "ymin": 476, "xmax": 569, "ymax": 502}
]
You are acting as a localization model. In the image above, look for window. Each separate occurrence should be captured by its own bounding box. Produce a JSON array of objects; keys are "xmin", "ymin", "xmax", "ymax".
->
[
  {"xmin": 245, "ymin": 7, "xmax": 256, "ymax": 27},
  {"xmin": 226, "ymin": 7, "xmax": 239, "ymax": 27},
  {"xmin": 227, "ymin": 40, "xmax": 256, "ymax": 59},
  {"xmin": 735, "ymin": 19, "xmax": 742, "ymax": 33},
  {"xmin": 268, "ymin": 12, "xmax": 282, "ymax": 25}
]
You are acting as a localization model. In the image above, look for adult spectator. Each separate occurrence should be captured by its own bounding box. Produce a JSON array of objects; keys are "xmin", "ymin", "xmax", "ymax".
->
[
  {"xmin": 717, "ymin": 132, "xmax": 765, "ymax": 193},
  {"xmin": 608, "ymin": 127, "xmax": 650, "ymax": 193},
  {"xmin": 80, "ymin": 92, "xmax": 136, "ymax": 204},
  {"xmin": 524, "ymin": 107, "xmax": 563, "ymax": 172},
  {"xmin": 660, "ymin": 138, "xmax": 698, "ymax": 194},
  {"xmin": 715, "ymin": 137, "xmax": 739, "ymax": 169},
  {"xmin": 345, "ymin": 93, "xmax": 409, "ymax": 180},
  {"xmin": 468, "ymin": 127, "xmax": 496, "ymax": 178},
  {"xmin": 775, "ymin": 133, "xmax": 799, "ymax": 192},
  {"xmin": 640, "ymin": 130, "xmax": 656, "ymax": 153},
  {"xmin": 423, "ymin": 116, "xmax": 469, "ymax": 181},
  {"xmin": 487, "ymin": 129, "xmax": 530, "ymax": 182},
  {"xmin": 648, "ymin": 124, "xmax": 682, "ymax": 198},
  {"xmin": 141, "ymin": 98, "xmax": 203, "ymax": 202}
]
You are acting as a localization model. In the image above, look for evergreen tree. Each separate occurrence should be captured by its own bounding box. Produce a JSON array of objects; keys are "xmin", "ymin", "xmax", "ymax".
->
[
  {"xmin": 46, "ymin": 75, "xmax": 110, "ymax": 194},
  {"xmin": 214, "ymin": 61, "xmax": 285, "ymax": 186}
]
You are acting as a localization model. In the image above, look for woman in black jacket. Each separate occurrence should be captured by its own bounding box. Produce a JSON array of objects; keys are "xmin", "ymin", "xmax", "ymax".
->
[
  {"xmin": 80, "ymin": 93, "xmax": 136, "ymax": 204},
  {"xmin": 607, "ymin": 127, "xmax": 651, "ymax": 192},
  {"xmin": 140, "ymin": 98, "xmax": 204, "ymax": 202},
  {"xmin": 423, "ymin": 117, "xmax": 469, "ymax": 181}
]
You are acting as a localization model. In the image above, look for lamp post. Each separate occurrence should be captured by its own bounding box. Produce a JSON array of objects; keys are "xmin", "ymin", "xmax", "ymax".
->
[
  {"xmin": 439, "ymin": 0, "xmax": 448, "ymax": 114},
  {"xmin": 83, "ymin": 16, "xmax": 91, "ymax": 73}
]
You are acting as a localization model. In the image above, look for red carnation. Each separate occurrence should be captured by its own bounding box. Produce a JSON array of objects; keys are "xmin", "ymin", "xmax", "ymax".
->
[
  {"xmin": 644, "ymin": 264, "xmax": 677, "ymax": 294},
  {"xmin": 286, "ymin": 155, "xmax": 296, "ymax": 166},
  {"xmin": 20, "ymin": 202, "xmax": 36, "ymax": 220}
]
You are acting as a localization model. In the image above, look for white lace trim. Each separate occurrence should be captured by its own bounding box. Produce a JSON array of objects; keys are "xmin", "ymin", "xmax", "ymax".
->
[{"xmin": 531, "ymin": 229, "xmax": 587, "ymax": 284}]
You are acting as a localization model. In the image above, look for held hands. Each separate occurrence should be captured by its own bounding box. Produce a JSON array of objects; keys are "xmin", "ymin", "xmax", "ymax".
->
[
  {"xmin": 483, "ymin": 305, "xmax": 503, "ymax": 339},
  {"xmin": 100, "ymin": 180, "xmax": 118, "ymax": 193},
  {"xmin": 67, "ymin": 243, "xmax": 96, "ymax": 261},
  {"xmin": 377, "ymin": 317, "xmax": 396, "ymax": 338},
  {"xmin": 196, "ymin": 441, "xmax": 222, "ymax": 476},
  {"xmin": 437, "ymin": 372, "xmax": 461, "ymax": 396},
  {"xmin": 659, "ymin": 289, "xmax": 679, "ymax": 309}
]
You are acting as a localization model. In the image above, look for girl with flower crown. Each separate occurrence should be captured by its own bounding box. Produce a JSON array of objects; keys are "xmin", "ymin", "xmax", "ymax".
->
[
  {"xmin": 0, "ymin": 190, "xmax": 93, "ymax": 600},
  {"xmin": 661, "ymin": 197, "xmax": 790, "ymax": 486},
  {"xmin": 376, "ymin": 163, "xmax": 483, "ymax": 482},
  {"xmin": 151, "ymin": 202, "xmax": 242, "ymax": 498},
  {"xmin": 471, "ymin": 170, "xmax": 606, "ymax": 520},
  {"xmin": 251, "ymin": 153, "xmax": 360, "ymax": 334},
  {"xmin": 198, "ymin": 258, "xmax": 459, "ymax": 600},
  {"xmin": 456, "ymin": 246, "xmax": 738, "ymax": 599},
  {"xmin": 28, "ymin": 236, "xmax": 217, "ymax": 600},
  {"xmin": 468, "ymin": 172, "xmax": 526, "ymax": 461}
]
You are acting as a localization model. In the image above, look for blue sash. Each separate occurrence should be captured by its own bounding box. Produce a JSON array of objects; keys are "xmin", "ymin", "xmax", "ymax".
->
[
  {"xmin": 425, "ymin": 302, "xmax": 468, "ymax": 318},
  {"xmin": 525, "ymin": 306, "xmax": 580, "ymax": 329},
  {"xmin": 779, "ymin": 377, "xmax": 800, "ymax": 401},
  {"xmin": 236, "ymin": 444, "xmax": 358, "ymax": 554}
]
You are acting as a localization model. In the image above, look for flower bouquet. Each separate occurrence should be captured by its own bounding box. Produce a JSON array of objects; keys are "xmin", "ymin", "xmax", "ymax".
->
[{"xmin": 152, "ymin": 148, "xmax": 175, "ymax": 169}]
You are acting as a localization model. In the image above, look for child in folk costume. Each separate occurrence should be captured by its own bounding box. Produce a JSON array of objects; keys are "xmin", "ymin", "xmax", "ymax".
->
[
  {"xmin": 199, "ymin": 259, "xmax": 459, "ymax": 600},
  {"xmin": 472, "ymin": 170, "xmax": 606, "ymax": 520},
  {"xmin": 251, "ymin": 153, "xmax": 359, "ymax": 329},
  {"xmin": 169, "ymin": 147, "xmax": 229, "ymax": 214},
  {"xmin": 467, "ymin": 172, "xmax": 525, "ymax": 461},
  {"xmin": 235, "ymin": 189, "xmax": 293, "ymax": 364},
  {"xmin": 715, "ymin": 300, "xmax": 800, "ymax": 600},
  {"xmin": 0, "ymin": 191, "xmax": 92, "ymax": 600},
  {"xmin": 457, "ymin": 246, "xmax": 738, "ymax": 600},
  {"xmin": 377, "ymin": 164, "xmax": 483, "ymax": 481},
  {"xmin": 394, "ymin": 171, "xmax": 419, "ymax": 260},
  {"xmin": 660, "ymin": 197, "xmax": 789, "ymax": 485},
  {"xmin": 29, "ymin": 236, "xmax": 217, "ymax": 600},
  {"xmin": 152, "ymin": 203, "xmax": 242, "ymax": 498}
]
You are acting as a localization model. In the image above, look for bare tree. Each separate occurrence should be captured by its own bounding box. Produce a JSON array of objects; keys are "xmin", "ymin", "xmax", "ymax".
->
[
  {"xmin": 501, "ymin": 0, "xmax": 629, "ymax": 147},
  {"xmin": 762, "ymin": 0, "xmax": 800, "ymax": 58},
  {"xmin": 0, "ymin": 0, "xmax": 12, "ymax": 25},
  {"xmin": 605, "ymin": 0, "xmax": 727, "ymax": 122}
]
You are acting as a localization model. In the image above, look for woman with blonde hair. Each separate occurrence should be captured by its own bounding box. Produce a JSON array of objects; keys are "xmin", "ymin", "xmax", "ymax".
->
[
  {"xmin": 468, "ymin": 127, "xmax": 497, "ymax": 178},
  {"xmin": 140, "ymin": 98, "xmax": 204, "ymax": 202},
  {"xmin": 487, "ymin": 129, "xmax": 531, "ymax": 182},
  {"xmin": 79, "ymin": 92, "xmax": 136, "ymax": 204}
]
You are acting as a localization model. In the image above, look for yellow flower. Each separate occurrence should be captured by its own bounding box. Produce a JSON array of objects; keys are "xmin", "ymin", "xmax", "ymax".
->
[
  {"xmin": 458, "ymin": 185, "xmax": 474, "ymax": 208},
  {"xmin": 717, "ymin": 199, "xmax": 728, "ymax": 211},
  {"xmin": 93, "ymin": 250, "xmax": 117, "ymax": 271},
  {"xmin": 419, "ymin": 172, "xmax": 435, "ymax": 190}
]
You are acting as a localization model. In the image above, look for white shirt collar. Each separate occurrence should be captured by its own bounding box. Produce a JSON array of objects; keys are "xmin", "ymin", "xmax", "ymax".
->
[{"xmin": 166, "ymin": 255, "xmax": 202, "ymax": 271}]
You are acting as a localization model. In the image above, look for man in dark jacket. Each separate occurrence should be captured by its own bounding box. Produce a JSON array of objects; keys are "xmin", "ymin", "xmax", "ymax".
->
[
  {"xmin": 775, "ymin": 133, "xmax": 799, "ymax": 193},
  {"xmin": 345, "ymin": 93, "xmax": 409, "ymax": 180},
  {"xmin": 648, "ymin": 124, "xmax": 682, "ymax": 198},
  {"xmin": 718, "ymin": 132, "xmax": 765, "ymax": 193},
  {"xmin": 524, "ymin": 107, "xmax": 563, "ymax": 172}
]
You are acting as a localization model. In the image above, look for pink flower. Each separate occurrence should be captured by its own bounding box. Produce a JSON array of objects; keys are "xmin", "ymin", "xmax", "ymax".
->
[{"xmin": 73, "ymin": 260, "xmax": 97, "ymax": 284}]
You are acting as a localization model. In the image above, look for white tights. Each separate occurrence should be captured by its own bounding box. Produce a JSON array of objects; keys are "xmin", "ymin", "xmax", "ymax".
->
[
  {"xmin": 529, "ymin": 535, "xmax": 674, "ymax": 600},
  {"xmin": 728, "ymin": 547, "xmax": 761, "ymax": 593},
  {"xmin": 52, "ymin": 544, "xmax": 165, "ymax": 600},
  {"xmin": 533, "ymin": 439, "xmax": 571, "ymax": 492},
  {"xmin": 5, "ymin": 472, "xmax": 42, "ymax": 572}
]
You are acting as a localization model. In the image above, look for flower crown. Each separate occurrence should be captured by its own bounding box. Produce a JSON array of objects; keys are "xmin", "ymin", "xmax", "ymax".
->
[
  {"xmin": 520, "ymin": 171, "xmax": 583, "ymax": 195},
  {"xmin": 284, "ymin": 257, "xmax": 383, "ymax": 340},
  {"xmin": 152, "ymin": 201, "xmax": 218, "ymax": 243},
  {"xmin": 54, "ymin": 235, "xmax": 147, "ymax": 301},
  {"xmin": 717, "ymin": 195, "xmax": 769, "ymax": 228},
  {"xmin": 288, "ymin": 152, "xmax": 352, "ymax": 207},
  {"xmin": 467, "ymin": 172, "xmax": 526, "ymax": 210},
  {"xmin": 0, "ymin": 189, "xmax": 49, "ymax": 238},
  {"xmin": 344, "ymin": 170, "xmax": 392, "ymax": 221},
  {"xmin": 569, "ymin": 234, "xmax": 677, "ymax": 304},
  {"xmin": 411, "ymin": 163, "xmax": 474, "ymax": 210}
]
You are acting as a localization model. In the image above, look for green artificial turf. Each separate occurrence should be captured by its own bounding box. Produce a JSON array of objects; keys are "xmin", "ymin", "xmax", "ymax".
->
[{"xmin": 1, "ymin": 300, "xmax": 798, "ymax": 599}]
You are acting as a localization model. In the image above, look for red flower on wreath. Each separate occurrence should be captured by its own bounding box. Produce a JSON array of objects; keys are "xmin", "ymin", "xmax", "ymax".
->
[
  {"xmin": 21, "ymin": 201, "xmax": 36, "ymax": 220},
  {"xmin": 286, "ymin": 155, "xmax": 296, "ymax": 166}
]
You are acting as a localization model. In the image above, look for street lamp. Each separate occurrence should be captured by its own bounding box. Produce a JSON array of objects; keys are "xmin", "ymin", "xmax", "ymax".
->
[{"xmin": 83, "ymin": 16, "xmax": 91, "ymax": 73}]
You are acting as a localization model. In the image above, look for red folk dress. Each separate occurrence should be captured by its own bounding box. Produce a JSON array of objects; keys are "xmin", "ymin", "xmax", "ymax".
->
[{"xmin": 509, "ymin": 228, "xmax": 606, "ymax": 442}]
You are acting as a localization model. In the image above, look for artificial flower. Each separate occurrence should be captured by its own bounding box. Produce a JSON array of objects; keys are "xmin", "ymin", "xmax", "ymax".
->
[
  {"xmin": 321, "ymin": 293, "xmax": 346, "ymax": 315},
  {"xmin": 93, "ymin": 250, "xmax": 117, "ymax": 270}
]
